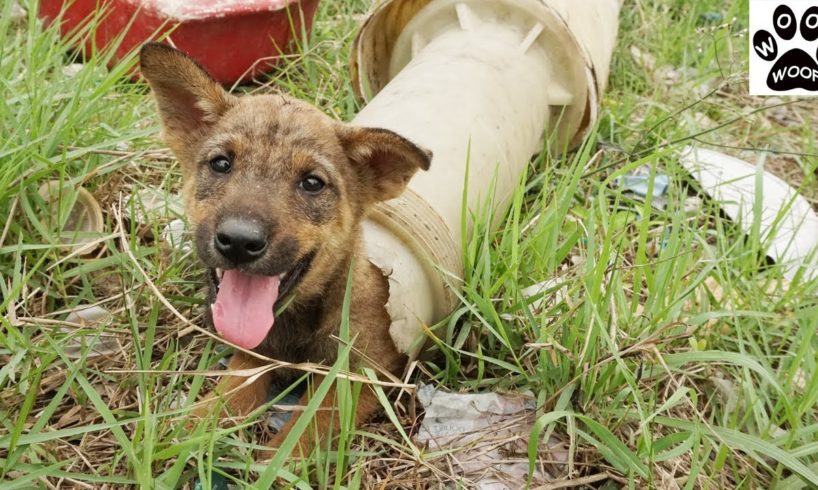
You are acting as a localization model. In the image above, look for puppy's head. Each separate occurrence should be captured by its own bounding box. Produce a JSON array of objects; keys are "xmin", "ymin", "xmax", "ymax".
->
[{"xmin": 140, "ymin": 43, "xmax": 430, "ymax": 349}]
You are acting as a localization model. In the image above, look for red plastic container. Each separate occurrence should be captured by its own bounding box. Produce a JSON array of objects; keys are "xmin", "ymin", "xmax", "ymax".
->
[{"xmin": 39, "ymin": 0, "xmax": 320, "ymax": 84}]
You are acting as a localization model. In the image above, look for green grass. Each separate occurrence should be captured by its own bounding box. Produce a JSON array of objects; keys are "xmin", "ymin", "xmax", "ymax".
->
[{"xmin": 1, "ymin": 0, "xmax": 817, "ymax": 488}]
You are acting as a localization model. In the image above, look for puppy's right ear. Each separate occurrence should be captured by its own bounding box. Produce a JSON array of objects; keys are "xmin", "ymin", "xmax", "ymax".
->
[{"xmin": 139, "ymin": 43, "xmax": 234, "ymax": 155}]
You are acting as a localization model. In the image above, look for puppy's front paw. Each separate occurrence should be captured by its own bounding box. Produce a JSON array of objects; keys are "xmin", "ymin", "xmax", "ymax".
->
[
  {"xmin": 183, "ymin": 398, "xmax": 217, "ymax": 432},
  {"xmin": 256, "ymin": 430, "xmax": 310, "ymax": 460}
]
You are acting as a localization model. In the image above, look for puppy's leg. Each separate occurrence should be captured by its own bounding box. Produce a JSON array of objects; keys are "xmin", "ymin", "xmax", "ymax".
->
[
  {"xmin": 193, "ymin": 351, "xmax": 273, "ymax": 420},
  {"xmin": 262, "ymin": 375, "xmax": 381, "ymax": 455}
]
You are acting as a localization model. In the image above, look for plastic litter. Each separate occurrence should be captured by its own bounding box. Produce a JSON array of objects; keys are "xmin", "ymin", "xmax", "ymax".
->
[
  {"xmin": 265, "ymin": 387, "xmax": 303, "ymax": 433},
  {"xmin": 520, "ymin": 278, "xmax": 566, "ymax": 314},
  {"xmin": 125, "ymin": 188, "xmax": 190, "ymax": 250},
  {"xmin": 680, "ymin": 146, "xmax": 818, "ymax": 282},
  {"xmin": 62, "ymin": 63, "xmax": 84, "ymax": 77},
  {"xmin": 161, "ymin": 219, "xmax": 191, "ymax": 252},
  {"xmin": 125, "ymin": 187, "xmax": 184, "ymax": 224},
  {"xmin": 64, "ymin": 305, "xmax": 121, "ymax": 359},
  {"xmin": 37, "ymin": 180, "xmax": 104, "ymax": 256},
  {"xmin": 614, "ymin": 167, "xmax": 670, "ymax": 211},
  {"xmin": 699, "ymin": 11, "xmax": 724, "ymax": 24},
  {"xmin": 617, "ymin": 173, "xmax": 670, "ymax": 199},
  {"xmin": 192, "ymin": 473, "xmax": 234, "ymax": 490},
  {"xmin": 351, "ymin": 0, "xmax": 620, "ymax": 357},
  {"xmin": 10, "ymin": 1, "xmax": 26, "ymax": 21}
]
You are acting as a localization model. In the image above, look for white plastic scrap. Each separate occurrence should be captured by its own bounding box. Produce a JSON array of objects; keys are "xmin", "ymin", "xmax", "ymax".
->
[
  {"xmin": 125, "ymin": 188, "xmax": 184, "ymax": 224},
  {"xmin": 416, "ymin": 384, "xmax": 564, "ymax": 489},
  {"xmin": 125, "ymin": 188, "xmax": 191, "ymax": 250},
  {"xmin": 10, "ymin": 1, "xmax": 25, "ymax": 20},
  {"xmin": 64, "ymin": 305, "xmax": 121, "ymax": 359},
  {"xmin": 162, "ymin": 218, "xmax": 192, "ymax": 252},
  {"xmin": 520, "ymin": 278, "xmax": 566, "ymax": 314},
  {"xmin": 62, "ymin": 63, "xmax": 84, "ymax": 78},
  {"xmin": 680, "ymin": 147, "xmax": 818, "ymax": 282}
]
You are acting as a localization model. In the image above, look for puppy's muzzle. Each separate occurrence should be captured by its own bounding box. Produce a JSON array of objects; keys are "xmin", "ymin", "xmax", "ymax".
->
[{"xmin": 214, "ymin": 218, "xmax": 268, "ymax": 264}]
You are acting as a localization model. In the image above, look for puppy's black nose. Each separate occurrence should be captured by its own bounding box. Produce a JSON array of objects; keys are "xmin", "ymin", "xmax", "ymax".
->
[{"xmin": 214, "ymin": 218, "xmax": 268, "ymax": 264}]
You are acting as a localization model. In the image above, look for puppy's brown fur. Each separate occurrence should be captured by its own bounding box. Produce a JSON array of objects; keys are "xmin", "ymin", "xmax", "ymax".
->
[{"xmin": 139, "ymin": 43, "xmax": 430, "ymax": 452}]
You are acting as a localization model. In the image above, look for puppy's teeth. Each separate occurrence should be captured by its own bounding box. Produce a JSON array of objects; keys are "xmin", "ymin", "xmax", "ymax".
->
[
  {"xmin": 279, "ymin": 272, "xmax": 287, "ymax": 280},
  {"xmin": 216, "ymin": 268, "xmax": 223, "ymax": 280}
]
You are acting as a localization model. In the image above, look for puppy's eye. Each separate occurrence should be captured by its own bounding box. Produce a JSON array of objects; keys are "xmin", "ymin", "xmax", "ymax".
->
[
  {"xmin": 209, "ymin": 156, "xmax": 232, "ymax": 174},
  {"xmin": 299, "ymin": 175, "xmax": 326, "ymax": 193}
]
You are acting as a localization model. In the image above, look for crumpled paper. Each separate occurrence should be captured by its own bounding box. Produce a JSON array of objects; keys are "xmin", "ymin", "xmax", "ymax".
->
[{"xmin": 416, "ymin": 384, "xmax": 567, "ymax": 489}]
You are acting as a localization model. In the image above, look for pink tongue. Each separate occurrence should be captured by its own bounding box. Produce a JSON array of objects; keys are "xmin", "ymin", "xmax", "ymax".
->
[{"xmin": 211, "ymin": 270, "xmax": 280, "ymax": 349}]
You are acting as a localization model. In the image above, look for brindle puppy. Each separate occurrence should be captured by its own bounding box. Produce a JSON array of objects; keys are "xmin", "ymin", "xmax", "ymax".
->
[{"xmin": 139, "ymin": 43, "xmax": 430, "ymax": 452}]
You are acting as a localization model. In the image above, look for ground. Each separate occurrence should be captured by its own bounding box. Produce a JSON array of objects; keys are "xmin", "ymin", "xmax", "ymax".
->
[{"xmin": 1, "ymin": 0, "xmax": 817, "ymax": 488}]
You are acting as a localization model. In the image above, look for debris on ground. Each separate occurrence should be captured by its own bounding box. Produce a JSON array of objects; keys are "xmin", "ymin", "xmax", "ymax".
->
[
  {"xmin": 699, "ymin": 11, "xmax": 724, "ymax": 24},
  {"xmin": 62, "ymin": 63, "xmax": 84, "ymax": 77},
  {"xmin": 10, "ymin": 1, "xmax": 25, "ymax": 21},
  {"xmin": 630, "ymin": 45, "xmax": 656, "ymax": 70},
  {"xmin": 64, "ymin": 305, "xmax": 121, "ymax": 359},
  {"xmin": 617, "ymin": 173, "xmax": 670, "ymax": 199},
  {"xmin": 125, "ymin": 187, "xmax": 190, "ymax": 250},
  {"xmin": 681, "ymin": 111, "xmax": 716, "ymax": 131},
  {"xmin": 520, "ymin": 278, "xmax": 567, "ymax": 314},
  {"xmin": 680, "ymin": 147, "xmax": 818, "ymax": 282},
  {"xmin": 628, "ymin": 44, "xmax": 699, "ymax": 87},
  {"xmin": 37, "ymin": 180, "xmax": 104, "ymax": 256},
  {"xmin": 415, "ymin": 383, "xmax": 566, "ymax": 489},
  {"xmin": 162, "ymin": 218, "xmax": 191, "ymax": 252},
  {"xmin": 193, "ymin": 473, "xmax": 234, "ymax": 490},
  {"xmin": 615, "ymin": 166, "xmax": 670, "ymax": 210},
  {"xmin": 125, "ymin": 187, "xmax": 184, "ymax": 224},
  {"xmin": 266, "ymin": 388, "xmax": 302, "ymax": 432},
  {"xmin": 709, "ymin": 373, "xmax": 739, "ymax": 417}
]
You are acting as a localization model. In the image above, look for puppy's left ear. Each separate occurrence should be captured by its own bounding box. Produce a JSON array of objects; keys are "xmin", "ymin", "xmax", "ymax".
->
[
  {"xmin": 139, "ymin": 43, "xmax": 235, "ymax": 164},
  {"xmin": 338, "ymin": 126, "xmax": 432, "ymax": 202}
]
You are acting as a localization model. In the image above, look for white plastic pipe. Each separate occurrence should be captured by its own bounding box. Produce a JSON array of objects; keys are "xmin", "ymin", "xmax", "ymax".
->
[{"xmin": 351, "ymin": 0, "xmax": 620, "ymax": 356}]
